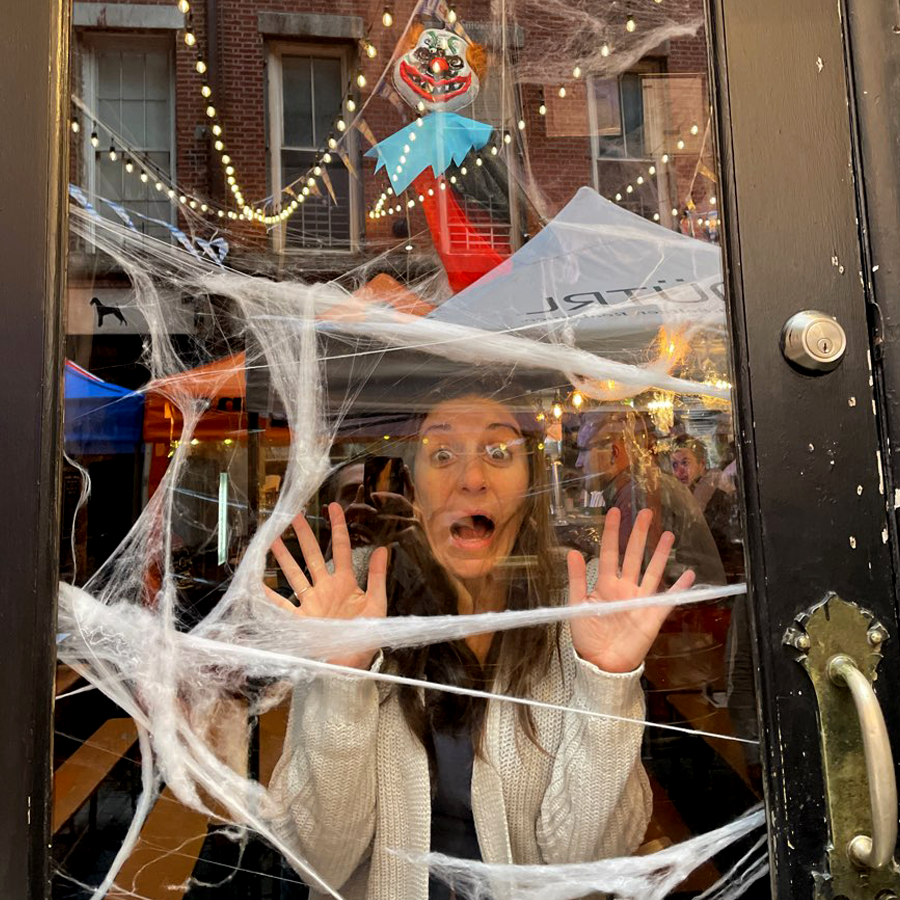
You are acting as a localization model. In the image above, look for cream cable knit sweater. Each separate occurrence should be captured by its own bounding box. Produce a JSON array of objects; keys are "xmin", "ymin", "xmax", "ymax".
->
[{"xmin": 268, "ymin": 559, "xmax": 653, "ymax": 900}]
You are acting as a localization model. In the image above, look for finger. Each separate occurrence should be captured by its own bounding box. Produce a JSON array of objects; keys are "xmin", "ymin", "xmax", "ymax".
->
[
  {"xmin": 638, "ymin": 530, "xmax": 676, "ymax": 596},
  {"xmin": 328, "ymin": 503, "xmax": 353, "ymax": 573},
  {"xmin": 262, "ymin": 584, "xmax": 298, "ymax": 612},
  {"xmin": 666, "ymin": 567, "xmax": 696, "ymax": 594},
  {"xmin": 598, "ymin": 506, "xmax": 621, "ymax": 580},
  {"xmin": 566, "ymin": 550, "xmax": 588, "ymax": 606},
  {"xmin": 354, "ymin": 484, "xmax": 366, "ymax": 505},
  {"xmin": 292, "ymin": 513, "xmax": 328, "ymax": 583},
  {"xmin": 366, "ymin": 546, "xmax": 389, "ymax": 616},
  {"xmin": 621, "ymin": 508, "xmax": 653, "ymax": 584},
  {"xmin": 271, "ymin": 537, "xmax": 311, "ymax": 594}
]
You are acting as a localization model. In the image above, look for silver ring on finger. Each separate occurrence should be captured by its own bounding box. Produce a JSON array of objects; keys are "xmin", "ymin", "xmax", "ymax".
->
[{"xmin": 289, "ymin": 585, "xmax": 310, "ymax": 603}]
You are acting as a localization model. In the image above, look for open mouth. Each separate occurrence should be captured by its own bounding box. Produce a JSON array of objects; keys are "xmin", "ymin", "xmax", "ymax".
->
[
  {"xmin": 449, "ymin": 514, "xmax": 495, "ymax": 547},
  {"xmin": 399, "ymin": 60, "xmax": 472, "ymax": 103}
]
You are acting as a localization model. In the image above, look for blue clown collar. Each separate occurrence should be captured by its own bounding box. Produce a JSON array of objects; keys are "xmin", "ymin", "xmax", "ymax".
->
[{"xmin": 366, "ymin": 112, "xmax": 493, "ymax": 195}]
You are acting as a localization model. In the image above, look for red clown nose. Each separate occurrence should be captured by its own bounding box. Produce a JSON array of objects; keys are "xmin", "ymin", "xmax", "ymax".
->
[{"xmin": 430, "ymin": 57, "xmax": 450, "ymax": 74}]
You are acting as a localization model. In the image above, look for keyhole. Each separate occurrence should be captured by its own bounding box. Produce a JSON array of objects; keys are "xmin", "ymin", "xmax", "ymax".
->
[{"xmin": 818, "ymin": 337, "xmax": 832, "ymax": 355}]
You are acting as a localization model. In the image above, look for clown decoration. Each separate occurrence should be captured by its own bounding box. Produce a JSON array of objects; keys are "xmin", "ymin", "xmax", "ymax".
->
[{"xmin": 367, "ymin": 22, "xmax": 532, "ymax": 292}]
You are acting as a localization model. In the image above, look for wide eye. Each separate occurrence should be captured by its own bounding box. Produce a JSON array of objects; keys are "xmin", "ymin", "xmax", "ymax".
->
[
  {"xmin": 415, "ymin": 47, "xmax": 432, "ymax": 63},
  {"xmin": 485, "ymin": 442, "xmax": 513, "ymax": 464},
  {"xmin": 430, "ymin": 447, "xmax": 455, "ymax": 466},
  {"xmin": 447, "ymin": 55, "xmax": 464, "ymax": 69}
]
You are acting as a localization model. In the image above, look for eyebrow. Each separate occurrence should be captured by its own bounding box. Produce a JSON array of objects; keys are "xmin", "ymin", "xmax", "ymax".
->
[{"xmin": 421, "ymin": 422, "xmax": 523, "ymax": 437}]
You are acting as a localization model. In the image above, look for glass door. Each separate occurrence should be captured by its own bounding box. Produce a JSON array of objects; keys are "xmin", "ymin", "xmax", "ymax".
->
[{"xmin": 3, "ymin": 1, "xmax": 900, "ymax": 899}]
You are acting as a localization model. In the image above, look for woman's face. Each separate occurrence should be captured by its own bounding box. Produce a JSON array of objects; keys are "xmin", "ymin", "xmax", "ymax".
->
[{"xmin": 414, "ymin": 398, "xmax": 530, "ymax": 583}]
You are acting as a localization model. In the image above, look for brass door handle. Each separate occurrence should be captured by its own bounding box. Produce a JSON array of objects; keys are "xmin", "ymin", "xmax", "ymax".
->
[{"xmin": 828, "ymin": 654, "xmax": 898, "ymax": 868}]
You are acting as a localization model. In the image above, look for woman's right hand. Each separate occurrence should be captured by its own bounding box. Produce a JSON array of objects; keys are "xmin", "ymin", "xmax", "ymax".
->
[{"xmin": 263, "ymin": 502, "xmax": 388, "ymax": 669}]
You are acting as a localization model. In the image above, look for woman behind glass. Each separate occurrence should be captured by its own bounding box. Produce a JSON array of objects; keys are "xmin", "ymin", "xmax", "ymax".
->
[{"xmin": 266, "ymin": 389, "xmax": 695, "ymax": 900}]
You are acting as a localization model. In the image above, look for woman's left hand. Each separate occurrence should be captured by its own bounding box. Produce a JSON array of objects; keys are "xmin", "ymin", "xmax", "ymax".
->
[{"xmin": 567, "ymin": 507, "xmax": 695, "ymax": 674}]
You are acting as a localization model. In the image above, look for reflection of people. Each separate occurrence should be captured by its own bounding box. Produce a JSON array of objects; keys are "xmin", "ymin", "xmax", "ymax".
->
[
  {"xmin": 670, "ymin": 434, "xmax": 743, "ymax": 582},
  {"xmin": 576, "ymin": 412, "xmax": 725, "ymax": 586},
  {"xmin": 266, "ymin": 391, "xmax": 695, "ymax": 900}
]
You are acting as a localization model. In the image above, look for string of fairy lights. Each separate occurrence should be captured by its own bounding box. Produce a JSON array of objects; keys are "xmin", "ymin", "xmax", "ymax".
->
[{"xmin": 71, "ymin": 0, "xmax": 711, "ymax": 233}]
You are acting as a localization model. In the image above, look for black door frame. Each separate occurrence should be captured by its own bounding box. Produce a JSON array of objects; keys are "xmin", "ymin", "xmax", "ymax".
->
[
  {"xmin": 4, "ymin": 1, "xmax": 900, "ymax": 898},
  {"xmin": 0, "ymin": 0, "xmax": 70, "ymax": 897},
  {"xmin": 708, "ymin": 0, "xmax": 900, "ymax": 895}
]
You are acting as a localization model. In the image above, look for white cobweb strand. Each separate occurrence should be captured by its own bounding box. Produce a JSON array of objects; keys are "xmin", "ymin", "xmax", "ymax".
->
[
  {"xmin": 59, "ymin": 212, "xmax": 761, "ymax": 899},
  {"xmin": 417, "ymin": 807, "xmax": 766, "ymax": 900}
]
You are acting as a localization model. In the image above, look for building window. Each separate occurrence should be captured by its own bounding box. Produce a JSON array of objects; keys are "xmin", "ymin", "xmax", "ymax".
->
[
  {"xmin": 268, "ymin": 45, "xmax": 356, "ymax": 250},
  {"xmin": 81, "ymin": 37, "xmax": 175, "ymax": 241}
]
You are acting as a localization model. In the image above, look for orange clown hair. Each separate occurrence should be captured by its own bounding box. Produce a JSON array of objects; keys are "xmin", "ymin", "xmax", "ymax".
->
[{"xmin": 402, "ymin": 22, "xmax": 488, "ymax": 81}]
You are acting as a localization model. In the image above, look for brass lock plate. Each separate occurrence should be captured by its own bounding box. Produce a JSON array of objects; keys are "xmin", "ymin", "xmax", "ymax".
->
[{"xmin": 785, "ymin": 594, "xmax": 899, "ymax": 898}]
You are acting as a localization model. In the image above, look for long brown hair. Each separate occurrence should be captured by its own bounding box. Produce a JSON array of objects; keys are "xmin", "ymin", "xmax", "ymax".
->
[{"xmin": 380, "ymin": 379, "xmax": 564, "ymax": 773}]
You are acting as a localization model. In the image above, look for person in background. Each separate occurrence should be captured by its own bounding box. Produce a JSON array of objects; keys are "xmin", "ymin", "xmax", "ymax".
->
[
  {"xmin": 670, "ymin": 434, "xmax": 743, "ymax": 582},
  {"xmin": 576, "ymin": 411, "xmax": 725, "ymax": 586}
]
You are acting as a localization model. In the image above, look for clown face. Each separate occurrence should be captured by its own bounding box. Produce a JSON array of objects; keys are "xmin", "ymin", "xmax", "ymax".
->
[{"xmin": 393, "ymin": 28, "xmax": 480, "ymax": 113}]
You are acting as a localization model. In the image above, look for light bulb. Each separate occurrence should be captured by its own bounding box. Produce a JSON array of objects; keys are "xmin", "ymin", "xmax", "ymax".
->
[
  {"xmin": 416, "ymin": 116, "xmax": 424, "ymax": 126},
  {"xmin": 407, "ymin": 199, "xmax": 415, "ymax": 207},
  {"xmin": 313, "ymin": 165, "xmax": 322, "ymax": 176},
  {"xmin": 427, "ymin": 188, "xmax": 434, "ymax": 195},
  {"xmin": 206, "ymin": 105, "xmax": 216, "ymax": 118},
  {"xmin": 225, "ymin": 165, "xmax": 234, "ymax": 175},
  {"xmin": 417, "ymin": 100, "xmax": 426, "ymax": 113},
  {"xmin": 552, "ymin": 402, "xmax": 563, "ymax": 419},
  {"xmin": 336, "ymin": 118, "xmax": 347, "ymax": 132},
  {"xmin": 490, "ymin": 145, "xmax": 498, "ymax": 155},
  {"xmin": 601, "ymin": 42, "xmax": 610, "ymax": 57},
  {"xmin": 214, "ymin": 140, "xmax": 224, "ymax": 151},
  {"xmin": 636, "ymin": 175, "xmax": 644, "ymax": 185},
  {"xmin": 167, "ymin": 188, "xmax": 176, "ymax": 198},
  {"xmin": 184, "ymin": 31, "xmax": 196, "ymax": 47},
  {"xmin": 196, "ymin": 59, "xmax": 207, "ymax": 74},
  {"xmin": 450, "ymin": 175, "xmax": 457, "ymax": 183},
  {"xmin": 218, "ymin": 209, "xmax": 224, "ymax": 217},
  {"xmin": 661, "ymin": 153, "xmax": 669, "ymax": 163},
  {"xmin": 201, "ymin": 84, "xmax": 212, "ymax": 98},
  {"xmin": 108, "ymin": 146, "xmax": 117, "ymax": 161},
  {"xmin": 448, "ymin": 7, "xmax": 457, "ymax": 23},
  {"xmin": 387, "ymin": 187, "xmax": 393, "ymax": 194},
  {"xmin": 648, "ymin": 165, "xmax": 656, "ymax": 175},
  {"xmin": 356, "ymin": 71, "xmax": 366, "ymax": 88},
  {"xmin": 409, "ymin": 131, "xmax": 416, "ymax": 140},
  {"xmin": 558, "ymin": 86, "xmax": 566, "ymax": 98},
  {"xmin": 518, "ymin": 118, "xmax": 526, "ymax": 130},
  {"xmin": 710, "ymin": 196, "xmax": 717, "ymax": 205},
  {"xmin": 178, "ymin": 0, "xmax": 190, "ymax": 12},
  {"xmin": 399, "ymin": 154, "xmax": 407, "ymax": 164},
  {"xmin": 227, "ymin": 176, "xmax": 235, "ymax": 185},
  {"xmin": 615, "ymin": 192, "xmax": 622, "ymax": 201},
  {"xmin": 365, "ymin": 42, "xmax": 377, "ymax": 59},
  {"xmin": 572, "ymin": 65, "xmax": 582, "ymax": 78},
  {"xmin": 179, "ymin": 194, "xmax": 187, "ymax": 203},
  {"xmin": 538, "ymin": 102, "xmax": 547, "ymax": 115},
  {"xmin": 653, "ymin": 212, "xmax": 660, "ymax": 221},
  {"xmin": 221, "ymin": 154, "xmax": 230, "ymax": 164},
  {"xmin": 71, "ymin": 119, "xmax": 80, "ymax": 133},
  {"xmin": 322, "ymin": 152, "xmax": 332, "ymax": 163},
  {"xmin": 382, "ymin": 7, "xmax": 393, "ymax": 26},
  {"xmin": 626, "ymin": 184, "xmax": 633, "ymax": 193},
  {"xmin": 328, "ymin": 136, "xmax": 338, "ymax": 149},
  {"xmin": 676, "ymin": 139, "xmax": 685, "ymax": 149},
  {"xmin": 90, "ymin": 131, "xmax": 99, "ymax": 148},
  {"xmin": 125, "ymin": 161, "xmax": 133, "ymax": 173},
  {"xmin": 403, "ymin": 144, "xmax": 410, "ymax": 153},
  {"xmin": 212, "ymin": 124, "xmax": 222, "ymax": 136},
  {"xmin": 418, "ymin": 193, "xmax": 425, "ymax": 202},
  {"xmin": 346, "ymin": 98, "xmax": 356, "ymax": 112},
  {"xmin": 625, "ymin": 15, "xmax": 636, "ymax": 32},
  {"xmin": 302, "ymin": 186, "xmax": 310, "ymax": 195},
  {"xmin": 503, "ymin": 132, "xmax": 512, "ymax": 144},
  {"xmin": 460, "ymin": 166, "xmax": 467, "ymax": 174},
  {"xmin": 140, "ymin": 172, "xmax": 149, "ymax": 183},
  {"xmin": 155, "ymin": 181, "xmax": 164, "ymax": 191},
  {"xmin": 690, "ymin": 123, "xmax": 699, "ymax": 135},
  {"xmin": 475, "ymin": 157, "xmax": 483, "ymax": 166},
  {"xmin": 572, "ymin": 391, "xmax": 584, "ymax": 408},
  {"xmin": 671, "ymin": 207, "xmax": 678, "ymax": 216},
  {"xmin": 405, "ymin": 243, "xmax": 413, "ymax": 251}
]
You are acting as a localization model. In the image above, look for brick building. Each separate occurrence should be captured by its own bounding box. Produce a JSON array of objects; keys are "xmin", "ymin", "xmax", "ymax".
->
[{"xmin": 68, "ymin": 0, "xmax": 719, "ymax": 287}]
